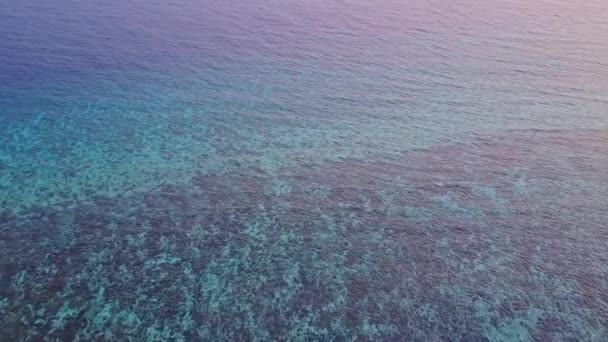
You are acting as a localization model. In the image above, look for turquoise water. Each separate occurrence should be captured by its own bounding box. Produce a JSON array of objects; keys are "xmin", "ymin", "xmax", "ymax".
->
[{"xmin": 1, "ymin": 0, "xmax": 608, "ymax": 340}]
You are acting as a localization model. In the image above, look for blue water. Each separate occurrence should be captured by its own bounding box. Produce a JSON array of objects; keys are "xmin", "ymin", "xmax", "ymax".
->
[{"xmin": 1, "ymin": 0, "xmax": 608, "ymax": 340}]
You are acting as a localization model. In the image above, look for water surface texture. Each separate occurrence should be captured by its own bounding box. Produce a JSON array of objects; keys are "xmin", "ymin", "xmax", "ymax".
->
[{"xmin": 1, "ymin": 0, "xmax": 608, "ymax": 340}]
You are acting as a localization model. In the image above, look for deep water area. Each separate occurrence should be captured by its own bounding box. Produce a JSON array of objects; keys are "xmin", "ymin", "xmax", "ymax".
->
[{"xmin": 1, "ymin": 0, "xmax": 608, "ymax": 340}]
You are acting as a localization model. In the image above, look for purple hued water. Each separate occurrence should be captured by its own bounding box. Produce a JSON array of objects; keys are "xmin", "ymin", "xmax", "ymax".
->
[{"xmin": 1, "ymin": 0, "xmax": 607, "ymax": 339}]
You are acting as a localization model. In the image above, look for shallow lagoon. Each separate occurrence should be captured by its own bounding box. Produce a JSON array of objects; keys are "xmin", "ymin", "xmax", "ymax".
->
[{"xmin": 1, "ymin": 0, "xmax": 608, "ymax": 339}]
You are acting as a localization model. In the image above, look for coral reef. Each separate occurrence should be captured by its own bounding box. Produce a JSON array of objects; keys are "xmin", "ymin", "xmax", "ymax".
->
[{"xmin": 1, "ymin": 126, "xmax": 607, "ymax": 340}]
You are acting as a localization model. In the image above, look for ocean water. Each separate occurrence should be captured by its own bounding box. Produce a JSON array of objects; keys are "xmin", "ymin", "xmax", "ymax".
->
[{"xmin": 1, "ymin": 0, "xmax": 608, "ymax": 340}]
